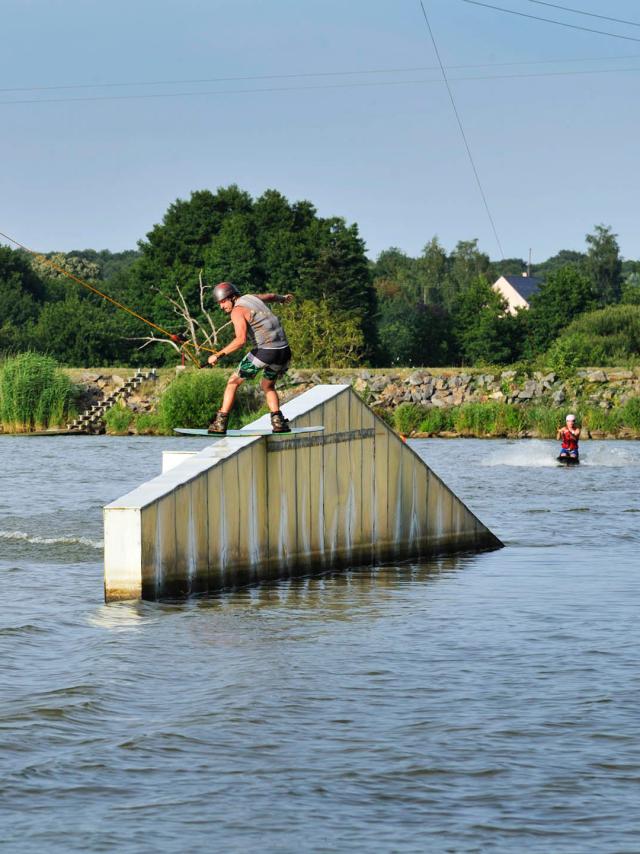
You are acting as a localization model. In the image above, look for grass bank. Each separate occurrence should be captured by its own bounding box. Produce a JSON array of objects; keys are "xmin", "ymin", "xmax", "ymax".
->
[
  {"xmin": 104, "ymin": 368, "xmax": 266, "ymax": 435},
  {"xmin": 393, "ymin": 399, "xmax": 640, "ymax": 438}
]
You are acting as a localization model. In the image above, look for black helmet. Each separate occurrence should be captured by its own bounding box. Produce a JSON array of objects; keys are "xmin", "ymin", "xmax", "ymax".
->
[{"xmin": 212, "ymin": 281, "xmax": 240, "ymax": 303}]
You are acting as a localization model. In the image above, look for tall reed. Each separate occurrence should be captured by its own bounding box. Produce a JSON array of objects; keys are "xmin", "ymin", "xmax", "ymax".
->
[{"xmin": 0, "ymin": 352, "xmax": 76, "ymax": 432}]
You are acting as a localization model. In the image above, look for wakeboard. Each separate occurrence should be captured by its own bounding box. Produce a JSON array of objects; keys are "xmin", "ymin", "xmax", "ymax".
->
[
  {"xmin": 557, "ymin": 455, "xmax": 580, "ymax": 466},
  {"xmin": 174, "ymin": 426, "xmax": 324, "ymax": 437}
]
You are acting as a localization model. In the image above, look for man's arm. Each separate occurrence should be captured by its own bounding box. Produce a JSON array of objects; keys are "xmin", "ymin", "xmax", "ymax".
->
[
  {"xmin": 207, "ymin": 307, "xmax": 248, "ymax": 365},
  {"xmin": 256, "ymin": 293, "xmax": 294, "ymax": 305}
]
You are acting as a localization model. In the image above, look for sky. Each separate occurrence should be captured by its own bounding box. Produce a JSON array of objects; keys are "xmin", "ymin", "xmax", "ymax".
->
[{"xmin": 1, "ymin": 0, "xmax": 639, "ymax": 265}]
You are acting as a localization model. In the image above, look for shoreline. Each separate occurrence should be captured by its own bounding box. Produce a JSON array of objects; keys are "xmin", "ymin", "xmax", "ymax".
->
[{"xmin": 2, "ymin": 364, "xmax": 639, "ymax": 439}]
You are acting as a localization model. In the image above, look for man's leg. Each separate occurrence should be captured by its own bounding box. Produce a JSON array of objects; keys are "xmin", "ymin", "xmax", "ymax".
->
[
  {"xmin": 208, "ymin": 373, "xmax": 244, "ymax": 434},
  {"xmin": 261, "ymin": 374, "xmax": 290, "ymax": 433},
  {"xmin": 260, "ymin": 377, "xmax": 280, "ymax": 413},
  {"xmin": 221, "ymin": 373, "xmax": 244, "ymax": 413}
]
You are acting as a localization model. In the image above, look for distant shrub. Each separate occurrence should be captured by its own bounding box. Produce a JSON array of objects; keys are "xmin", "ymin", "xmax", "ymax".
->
[
  {"xmin": 394, "ymin": 403, "xmax": 427, "ymax": 434},
  {"xmin": 524, "ymin": 405, "xmax": 565, "ymax": 438},
  {"xmin": 417, "ymin": 408, "xmax": 454, "ymax": 434},
  {"xmin": 373, "ymin": 406, "xmax": 394, "ymax": 426},
  {"xmin": 453, "ymin": 402, "xmax": 501, "ymax": 436},
  {"xmin": 134, "ymin": 412, "xmax": 165, "ymax": 434},
  {"xmin": 545, "ymin": 305, "xmax": 640, "ymax": 367},
  {"xmin": 0, "ymin": 352, "xmax": 76, "ymax": 431},
  {"xmin": 582, "ymin": 406, "xmax": 622, "ymax": 433},
  {"xmin": 546, "ymin": 334, "xmax": 607, "ymax": 373},
  {"xmin": 159, "ymin": 369, "xmax": 261, "ymax": 431},
  {"xmin": 620, "ymin": 395, "xmax": 640, "ymax": 429},
  {"xmin": 104, "ymin": 403, "xmax": 135, "ymax": 434}
]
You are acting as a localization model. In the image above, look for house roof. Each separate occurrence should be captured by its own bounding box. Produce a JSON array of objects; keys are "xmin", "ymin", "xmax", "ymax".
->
[{"xmin": 501, "ymin": 275, "xmax": 542, "ymax": 301}]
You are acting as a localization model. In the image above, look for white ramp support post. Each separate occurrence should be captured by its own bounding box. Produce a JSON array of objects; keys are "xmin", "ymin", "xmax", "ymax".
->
[{"xmin": 104, "ymin": 385, "xmax": 502, "ymax": 601}]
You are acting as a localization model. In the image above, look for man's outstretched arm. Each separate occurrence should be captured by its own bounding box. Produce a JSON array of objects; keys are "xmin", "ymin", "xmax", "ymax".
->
[{"xmin": 256, "ymin": 293, "xmax": 294, "ymax": 305}]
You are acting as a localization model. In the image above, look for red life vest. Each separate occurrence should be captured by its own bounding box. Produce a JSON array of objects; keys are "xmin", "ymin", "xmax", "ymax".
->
[{"xmin": 561, "ymin": 427, "xmax": 579, "ymax": 451}]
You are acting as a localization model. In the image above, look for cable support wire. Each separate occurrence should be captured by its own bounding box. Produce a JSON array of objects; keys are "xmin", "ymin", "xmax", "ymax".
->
[
  {"xmin": 463, "ymin": 1, "xmax": 640, "ymax": 44},
  {"xmin": 3, "ymin": 57, "xmax": 640, "ymax": 107},
  {"xmin": 3, "ymin": 52, "xmax": 640, "ymax": 95},
  {"xmin": 3, "ymin": 65, "xmax": 640, "ymax": 106},
  {"xmin": 526, "ymin": 0, "xmax": 640, "ymax": 29},
  {"xmin": 0, "ymin": 51, "xmax": 640, "ymax": 92},
  {"xmin": 418, "ymin": 1, "xmax": 505, "ymax": 259},
  {"xmin": 0, "ymin": 230, "xmax": 214, "ymax": 365}
]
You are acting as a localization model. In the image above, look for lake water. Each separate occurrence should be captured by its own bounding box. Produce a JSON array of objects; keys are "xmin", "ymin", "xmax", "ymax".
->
[{"xmin": 1, "ymin": 435, "xmax": 639, "ymax": 853}]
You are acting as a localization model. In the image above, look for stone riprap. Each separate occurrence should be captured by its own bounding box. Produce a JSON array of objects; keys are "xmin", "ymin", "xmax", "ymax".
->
[{"xmin": 284, "ymin": 367, "xmax": 640, "ymax": 416}]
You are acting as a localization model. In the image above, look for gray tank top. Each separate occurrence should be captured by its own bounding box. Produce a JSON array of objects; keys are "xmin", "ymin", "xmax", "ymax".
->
[{"xmin": 236, "ymin": 295, "xmax": 289, "ymax": 349}]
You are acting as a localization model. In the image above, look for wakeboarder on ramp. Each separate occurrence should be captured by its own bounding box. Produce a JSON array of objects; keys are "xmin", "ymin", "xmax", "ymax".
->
[{"xmin": 103, "ymin": 385, "xmax": 502, "ymax": 602}]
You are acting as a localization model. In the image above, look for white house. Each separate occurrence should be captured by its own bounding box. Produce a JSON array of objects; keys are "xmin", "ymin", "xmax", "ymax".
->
[{"xmin": 492, "ymin": 274, "xmax": 542, "ymax": 315}]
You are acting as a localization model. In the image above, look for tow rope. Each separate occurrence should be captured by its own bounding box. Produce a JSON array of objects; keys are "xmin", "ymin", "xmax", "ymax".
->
[{"xmin": 0, "ymin": 229, "xmax": 218, "ymax": 366}]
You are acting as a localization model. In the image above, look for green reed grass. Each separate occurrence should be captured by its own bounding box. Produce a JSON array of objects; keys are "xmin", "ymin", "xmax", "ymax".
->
[
  {"xmin": 393, "ymin": 403, "xmax": 426, "ymax": 435},
  {"xmin": 581, "ymin": 407, "xmax": 622, "ymax": 433},
  {"xmin": 620, "ymin": 396, "xmax": 640, "ymax": 430},
  {"xmin": 0, "ymin": 352, "xmax": 76, "ymax": 432},
  {"xmin": 418, "ymin": 408, "xmax": 454, "ymax": 434},
  {"xmin": 393, "ymin": 400, "xmax": 640, "ymax": 438},
  {"xmin": 104, "ymin": 403, "xmax": 135, "ymax": 435},
  {"xmin": 133, "ymin": 412, "xmax": 164, "ymax": 435}
]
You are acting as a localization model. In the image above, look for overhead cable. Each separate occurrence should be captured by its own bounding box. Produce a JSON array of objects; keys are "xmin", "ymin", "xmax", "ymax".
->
[
  {"xmin": 418, "ymin": 1, "xmax": 505, "ymax": 259},
  {"xmin": 463, "ymin": 0, "xmax": 640, "ymax": 43},
  {"xmin": 526, "ymin": 0, "xmax": 640, "ymax": 29},
  {"xmin": 3, "ymin": 52, "xmax": 640, "ymax": 95},
  {"xmin": 2, "ymin": 64, "xmax": 640, "ymax": 107}
]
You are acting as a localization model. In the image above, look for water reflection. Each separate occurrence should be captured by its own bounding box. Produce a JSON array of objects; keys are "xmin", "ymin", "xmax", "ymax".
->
[{"xmin": 188, "ymin": 555, "xmax": 467, "ymax": 613}]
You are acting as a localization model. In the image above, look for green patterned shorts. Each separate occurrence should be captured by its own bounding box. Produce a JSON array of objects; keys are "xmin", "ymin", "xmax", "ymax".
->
[{"xmin": 237, "ymin": 347, "xmax": 291, "ymax": 381}]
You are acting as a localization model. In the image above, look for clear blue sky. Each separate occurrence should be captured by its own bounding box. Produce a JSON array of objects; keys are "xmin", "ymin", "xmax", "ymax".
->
[{"xmin": 1, "ymin": 0, "xmax": 639, "ymax": 264}]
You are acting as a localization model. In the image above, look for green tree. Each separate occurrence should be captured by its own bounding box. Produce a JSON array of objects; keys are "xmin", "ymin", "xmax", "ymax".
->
[
  {"xmin": 526, "ymin": 266, "xmax": 595, "ymax": 354},
  {"xmin": 451, "ymin": 277, "xmax": 515, "ymax": 365},
  {"xmin": 533, "ymin": 249, "xmax": 586, "ymax": 279},
  {"xmin": 444, "ymin": 239, "xmax": 490, "ymax": 308},
  {"xmin": 297, "ymin": 217, "xmax": 376, "ymax": 356},
  {"xmin": 281, "ymin": 299, "xmax": 365, "ymax": 367},
  {"xmin": 621, "ymin": 272, "xmax": 640, "ymax": 305},
  {"xmin": 29, "ymin": 295, "xmax": 130, "ymax": 365},
  {"xmin": 122, "ymin": 186, "xmax": 376, "ymax": 365},
  {"xmin": 585, "ymin": 224, "xmax": 622, "ymax": 305},
  {"xmin": 416, "ymin": 237, "xmax": 448, "ymax": 305},
  {"xmin": 203, "ymin": 214, "xmax": 260, "ymax": 292},
  {"xmin": 143, "ymin": 186, "xmax": 253, "ymax": 269},
  {"xmin": 64, "ymin": 249, "xmax": 141, "ymax": 281},
  {"xmin": 489, "ymin": 257, "xmax": 528, "ymax": 280},
  {"xmin": 29, "ymin": 252, "xmax": 100, "ymax": 284},
  {"xmin": 546, "ymin": 304, "xmax": 640, "ymax": 367},
  {"xmin": 377, "ymin": 299, "xmax": 451, "ymax": 366},
  {"xmin": 0, "ymin": 246, "xmax": 45, "ymax": 342}
]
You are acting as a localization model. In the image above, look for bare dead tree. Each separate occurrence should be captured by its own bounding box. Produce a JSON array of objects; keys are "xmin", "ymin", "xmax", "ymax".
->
[{"xmin": 126, "ymin": 271, "xmax": 232, "ymax": 359}]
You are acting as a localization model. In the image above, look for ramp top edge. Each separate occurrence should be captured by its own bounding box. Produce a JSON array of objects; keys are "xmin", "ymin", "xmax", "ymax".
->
[{"xmin": 246, "ymin": 384, "xmax": 350, "ymax": 430}]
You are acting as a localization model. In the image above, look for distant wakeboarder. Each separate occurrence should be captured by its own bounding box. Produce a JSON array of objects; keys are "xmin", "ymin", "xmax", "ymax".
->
[{"xmin": 557, "ymin": 413, "xmax": 580, "ymax": 464}]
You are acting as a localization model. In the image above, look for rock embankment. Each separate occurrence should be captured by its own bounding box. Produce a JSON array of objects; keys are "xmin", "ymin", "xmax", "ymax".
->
[
  {"xmin": 71, "ymin": 370, "xmax": 166, "ymax": 419},
  {"xmin": 67, "ymin": 366, "xmax": 640, "ymax": 438},
  {"xmin": 285, "ymin": 367, "xmax": 640, "ymax": 413}
]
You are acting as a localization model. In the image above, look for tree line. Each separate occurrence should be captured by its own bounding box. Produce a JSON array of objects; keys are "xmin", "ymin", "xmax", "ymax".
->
[{"xmin": 1, "ymin": 184, "xmax": 639, "ymax": 368}]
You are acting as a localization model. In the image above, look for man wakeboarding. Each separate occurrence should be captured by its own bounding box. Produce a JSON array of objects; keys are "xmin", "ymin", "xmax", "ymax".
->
[
  {"xmin": 557, "ymin": 413, "xmax": 580, "ymax": 463},
  {"xmin": 206, "ymin": 282, "xmax": 294, "ymax": 434}
]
